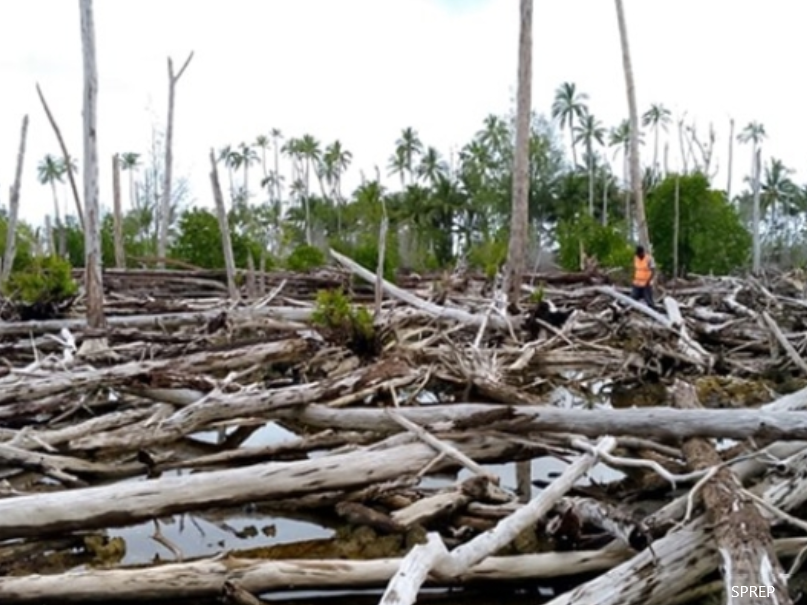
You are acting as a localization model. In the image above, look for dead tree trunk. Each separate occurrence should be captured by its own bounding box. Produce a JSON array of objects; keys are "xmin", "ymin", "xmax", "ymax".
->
[
  {"xmin": 35, "ymin": 84, "xmax": 85, "ymax": 231},
  {"xmin": 615, "ymin": 0, "xmax": 648, "ymax": 250},
  {"xmin": 1, "ymin": 114, "xmax": 29, "ymax": 282},
  {"xmin": 504, "ymin": 0, "xmax": 532, "ymax": 307},
  {"xmin": 78, "ymin": 0, "xmax": 107, "ymax": 353},
  {"xmin": 157, "ymin": 51, "xmax": 194, "ymax": 268},
  {"xmin": 673, "ymin": 380, "xmax": 791, "ymax": 604},
  {"xmin": 209, "ymin": 148, "xmax": 238, "ymax": 299},
  {"xmin": 112, "ymin": 153, "xmax": 125, "ymax": 268}
]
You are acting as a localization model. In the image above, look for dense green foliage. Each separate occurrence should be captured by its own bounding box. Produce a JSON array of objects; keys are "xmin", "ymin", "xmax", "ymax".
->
[
  {"xmin": 648, "ymin": 174, "xmax": 751, "ymax": 276},
  {"xmin": 2, "ymin": 81, "xmax": 798, "ymax": 283},
  {"xmin": 557, "ymin": 214, "xmax": 633, "ymax": 271}
]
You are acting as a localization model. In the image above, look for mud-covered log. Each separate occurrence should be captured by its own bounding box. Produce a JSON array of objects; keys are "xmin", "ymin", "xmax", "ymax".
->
[
  {"xmin": 673, "ymin": 380, "xmax": 791, "ymax": 604},
  {"xmin": 0, "ymin": 435, "xmax": 542, "ymax": 540}
]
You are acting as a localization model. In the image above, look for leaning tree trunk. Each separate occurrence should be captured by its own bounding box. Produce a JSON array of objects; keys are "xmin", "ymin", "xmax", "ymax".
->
[
  {"xmin": 1, "ymin": 115, "xmax": 28, "ymax": 282},
  {"xmin": 112, "ymin": 153, "xmax": 125, "ymax": 268},
  {"xmin": 78, "ymin": 0, "xmax": 106, "ymax": 354},
  {"xmin": 209, "ymin": 149, "xmax": 238, "ymax": 300},
  {"xmin": 35, "ymin": 85, "xmax": 85, "ymax": 231},
  {"xmin": 615, "ymin": 0, "xmax": 648, "ymax": 249},
  {"xmin": 504, "ymin": 0, "xmax": 532, "ymax": 307},
  {"xmin": 157, "ymin": 51, "xmax": 194, "ymax": 268}
]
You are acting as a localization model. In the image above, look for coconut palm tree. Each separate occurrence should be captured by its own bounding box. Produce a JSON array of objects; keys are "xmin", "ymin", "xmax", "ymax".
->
[
  {"xmin": 237, "ymin": 142, "xmax": 259, "ymax": 200},
  {"xmin": 37, "ymin": 154, "xmax": 67, "ymax": 255},
  {"xmin": 119, "ymin": 152, "xmax": 140, "ymax": 211},
  {"xmin": 255, "ymin": 134, "xmax": 270, "ymax": 183},
  {"xmin": 641, "ymin": 103, "xmax": 671, "ymax": 176},
  {"xmin": 417, "ymin": 146, "xmax": 448, "ymax": 186},
  {"xmin": 394, "ymin": 127, "xmax": 423, "ymax": 186},
  {"xmin": 738, "ymin": 121, "xmax": 767, "ymax": 185},
  {"xmin": 574, "ymin": 112, "xmax": 606, "ymax": 216},
  {"xmin": 551, "ymin": 82, "xmax": 589, "ymax": 169}
]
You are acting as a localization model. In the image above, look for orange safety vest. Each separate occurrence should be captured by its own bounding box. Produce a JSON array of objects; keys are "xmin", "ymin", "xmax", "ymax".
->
[{"xmin": 633, "ymin": 255, "xmax": 652, "ymax": 287}]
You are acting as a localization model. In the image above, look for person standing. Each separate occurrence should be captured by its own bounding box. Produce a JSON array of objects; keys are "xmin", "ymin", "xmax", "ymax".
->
[{"xmin": 631, "ymin": 245, "xmax": 655, "ymax": 307}]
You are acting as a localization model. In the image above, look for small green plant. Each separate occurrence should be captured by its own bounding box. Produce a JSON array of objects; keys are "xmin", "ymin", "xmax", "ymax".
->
[
  {"xmin": 468, "ymin": 238, "xmax": 508, "ymax": 280},
  {"xmin": 528, "ymin": 284, "xmax": 545, "ymax": 304},
  {"xmin": 2, "ymin": 255, "xmax": 78, "ymax": 320},
  {"xmin": 286, "ymin": 244, "xmax": 326, "ymax": 272},
  {"xmin": 312, "ymin": 288, "xmax": 377, "ymax": 357}
]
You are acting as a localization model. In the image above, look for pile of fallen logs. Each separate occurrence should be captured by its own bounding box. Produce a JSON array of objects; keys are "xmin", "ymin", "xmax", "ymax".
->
[{"xmin": 2, "ymin": 255, "xmax": 807, "ymax": 604}]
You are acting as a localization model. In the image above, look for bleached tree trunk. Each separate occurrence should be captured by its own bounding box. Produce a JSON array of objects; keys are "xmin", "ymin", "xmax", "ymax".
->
[
  {"xmin": 112, "ymin": 154, "xmax": 125, "ymax": 268},
  {"xmin": 157, "ymin": 51, "xmax": 193, "ymax": 268},
  {"xmin": 727, "ymin": 117, "xmax": 735, "ymax": 201},
  {"xmin": 78, "ymin": 0, "xmax": 107, "ymax": 352},
  {"xmin": 752, "ymin": 148, "xmax": 762, "ymax": 273},
  {"xmin": 209, "ymin": 149, "xmax": 239, "ymax": 300},
  {"xmin": 1, "ymin": 114, "xmax": 28, "ymax": 282},
  {"xmin": 615, "ymin": 0, "xmax": 649, "ymax": 249},
  {"xmin": 504, "ymin": 0, "xmax": 532, "ymax": 306}
]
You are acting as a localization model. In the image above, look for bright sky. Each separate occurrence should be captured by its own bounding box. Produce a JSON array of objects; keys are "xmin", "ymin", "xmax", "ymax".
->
[{"xmin": 0, "ymin": 0, "xmax": 802, "ymax": 225}]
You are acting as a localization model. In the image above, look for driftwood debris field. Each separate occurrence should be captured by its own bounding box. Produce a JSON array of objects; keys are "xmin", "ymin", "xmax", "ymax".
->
[{"xmin": 3, "ymin": 256, "xmax": 807, "ymax": 604}]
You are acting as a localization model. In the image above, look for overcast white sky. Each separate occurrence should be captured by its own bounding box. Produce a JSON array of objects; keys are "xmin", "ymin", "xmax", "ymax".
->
[{"xmin": 0, "ymin": 0, "xmax": 802, "ymax": 225}]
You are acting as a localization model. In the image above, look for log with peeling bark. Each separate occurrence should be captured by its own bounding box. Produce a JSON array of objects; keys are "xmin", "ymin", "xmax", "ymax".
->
[{"xmin": 673, "ymin": 380, "xmax": 791, "ymax": 604}]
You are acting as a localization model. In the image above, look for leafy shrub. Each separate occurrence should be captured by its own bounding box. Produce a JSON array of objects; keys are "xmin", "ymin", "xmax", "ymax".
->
[
  {"xmin": 467, "ymin": 238, "xmax": 508, "ymax": 279},
  {"xmin": 557, "ymin": 214, "xmax": 633, "ymax": 271},
  {"xmin": 2, "ymin": 255, "xmax": 78, "ymax": 320},
  {"xmin": 286, "ymin": 244, "xmax": 326, "ymax": 272}
]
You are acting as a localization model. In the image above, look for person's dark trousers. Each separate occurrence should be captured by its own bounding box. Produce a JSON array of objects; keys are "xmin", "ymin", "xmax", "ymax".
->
[{"xmin": 631, "ymin": 285, "xmax": 655, "ymax": 307}]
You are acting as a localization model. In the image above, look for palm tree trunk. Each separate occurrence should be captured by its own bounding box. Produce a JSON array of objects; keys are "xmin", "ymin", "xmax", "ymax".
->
[
  {"xmin": 569, "ymin": 124, "xmax": 578, "ymax": 169},
  {"xmin": 50, "ymin": 179, "xmax": 65, "ymax": 257},
  {"xmin": 602, "ymin": 171, "xmax": 608, "ymax": 226},
  {"xmin": 588, "ymin": 144, "xmax": 595, "ymax": 216},
  {"xmin": 79, "ymin": 0, "xmax": 106, "ymax": 340},
  {"xmin": 727, "ymin": 117, "xmax": 734, "ymax": 202},
  {"xmin": 504, "ymin": 0, "xmax": 532, "ymax": 306},
  {"xmin": 615, "ymin": 0, "xmax": 649, "ymax": 249},
  {"xmin": 752, "ymin": 148, "xmax": 761, "ymax": 272},
  {"xmin": 653, "ymin": 126, "xmax": 659, "ymax": 174},
  {"xmin": 112, "ymin": 154, "xmax": 125, "ymax": 268},
  {"xmin": 678, "ymin": 120, "xmax": 689, "ymax": 174}
]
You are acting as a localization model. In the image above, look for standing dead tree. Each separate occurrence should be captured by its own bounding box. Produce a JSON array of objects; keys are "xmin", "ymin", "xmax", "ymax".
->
[
  {"xmin": 112, "ymin": 154, "xmax": 125, "ymax": 268},
  {"xmin": 1, "ymin": 115, "xmax": 29, "ymax": 282},
  {"xmin": 504, "ymin": 0, "xmax": 532, "ymax": 306},
  {"xmin": 157, "ymin": 51, "xmax": 194, "ymax": 268},
  {"xmin": 35, "ymin": 84, "xmax": 85, "ymax": 231},
  {"xmin": 78, "ymin": 0, "xmax": 106, "ymax": 356}
]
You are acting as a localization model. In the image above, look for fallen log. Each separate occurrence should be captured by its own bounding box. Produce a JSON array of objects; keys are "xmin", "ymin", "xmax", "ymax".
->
[
  {"xmin": 673, "ymin": 380, "xmax": 791, "ymax": 603},
  {"xmin": 0, "ymin": 434, "xmax": 542, "ymax": 540},
  {"xmin": 70, "ymin": 358, "xmax": 422, "ymax": 452},
  {"xmin": 283, "ymin": 403, "xmax": 807, "ymax": 442},
  {"xmin": 0, "ymin": 306, "xmax": 312, "ymax": 336},
  {"xmin": 0, "ymin": 548, "xmax": 633, "ymax": 603}
]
